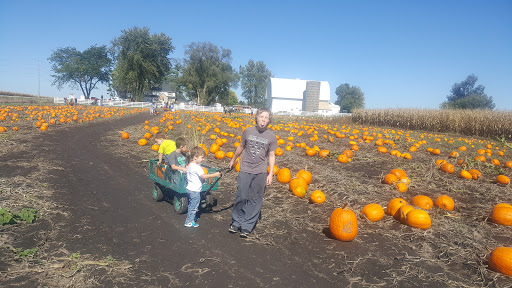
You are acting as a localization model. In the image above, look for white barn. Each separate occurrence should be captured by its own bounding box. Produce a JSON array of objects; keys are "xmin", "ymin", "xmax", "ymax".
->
[{"xmin": 265, "ymin": 77, "xmax": 332, "ymax": 114}]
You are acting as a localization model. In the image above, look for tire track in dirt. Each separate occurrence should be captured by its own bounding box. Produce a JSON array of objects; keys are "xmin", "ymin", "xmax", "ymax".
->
[{"xmin": 37, "ymin": 112, "xmax": 340, "ymax": 287}]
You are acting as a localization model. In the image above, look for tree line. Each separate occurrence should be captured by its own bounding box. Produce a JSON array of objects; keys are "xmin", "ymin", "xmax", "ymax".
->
[{"xmin": 49, "ymin": 26, "xmax": 495, "ymax": 110}]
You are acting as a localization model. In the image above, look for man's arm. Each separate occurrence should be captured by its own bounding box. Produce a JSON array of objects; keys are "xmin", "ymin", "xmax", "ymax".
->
[
  {"xmin": 229, "ymin": 143, "xmax": 244, "ymax": 169},
  {"xmin": 266, "ymin": 151, "xmax": 276, "ymax": 186}
]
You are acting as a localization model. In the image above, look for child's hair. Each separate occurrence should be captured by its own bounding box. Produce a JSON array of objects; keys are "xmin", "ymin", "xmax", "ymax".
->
[
  {"xmin": 255, "ymin": 107, "xmax": 272, "ymax": 124},
  {"xmin": 154, "ymin": 132, "xmax": 166, "ymax": 140},
  {"xmin": 175, "ymin": 136, "xmax": 187, "ymax": 148},
  {"xmin": 190, "ymin": 146, "xmax": 206, "ymax": 159}
]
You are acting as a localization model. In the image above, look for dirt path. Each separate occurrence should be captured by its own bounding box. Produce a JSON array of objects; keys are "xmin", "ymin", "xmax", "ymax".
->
[{"xmin": 24, "ymin": 113, "xmax": 340, "ymax": 287}]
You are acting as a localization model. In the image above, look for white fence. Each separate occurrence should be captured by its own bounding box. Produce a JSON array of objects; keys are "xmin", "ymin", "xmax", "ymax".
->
[
  {"xmin": 274, "ymin": 111, "xmax": 352, "ymax": 117},
  {"xmin": 54, "ymin": 98, "xmax": 151, "ymax": 108}
]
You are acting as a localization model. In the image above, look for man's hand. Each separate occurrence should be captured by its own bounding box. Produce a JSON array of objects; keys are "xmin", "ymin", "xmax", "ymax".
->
[{"xmin": 266, "ymin": 173, "xmax": 273, "ymax": 186}]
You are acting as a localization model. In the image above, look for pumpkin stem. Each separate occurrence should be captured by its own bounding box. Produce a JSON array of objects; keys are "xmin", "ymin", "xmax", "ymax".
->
[{"xmin": 342, "ymin": 203, "xmax": 348, "ymax": 209}]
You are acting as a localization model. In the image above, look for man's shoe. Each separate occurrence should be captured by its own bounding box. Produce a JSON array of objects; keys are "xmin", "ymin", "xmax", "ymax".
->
[
  {"xmin": 228, "ymin": 225, "xmax": 240, "ymax": 234},
  {"xmin": 239, "ymin": 230, "xmax": 250, "ymax": 238}
]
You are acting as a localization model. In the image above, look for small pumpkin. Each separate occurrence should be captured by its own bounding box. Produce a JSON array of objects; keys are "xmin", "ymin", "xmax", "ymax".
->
[
  {"xmin": 138, "ymin": 138, "xmax": 148, "ymax": 146},
  {"xmin": 383, "ymin": 173, "xmax": 398, "ymax": 185},
  {"xmin": 459, "ymin": 170, "xmax": 472, "ymax": 179},
  {"xmin": 151, "ymin": 144, "xmax": 159, "ymax": 151},
  {"xmin": 497, "ymin": 175, "xmax": 510, "ymax": 185},
  {"xmin": 505, "ymin": 161, "xmax": 512, "ymax": 169},
  {"xmin": 121, "ymin": 131, "xmax": 129, "ymax": 139},
  {"xmin": 468, "ymin": 169, "xmax": 481, "ymax": 180},
  {"xmin": 390, "ymin": 169, "xmax": 407, "ymax": 178},
  {"xmin": 306, "ymin": 148, "xmax": 317, "ymax": 156},
  {"xmin": 318, "ymin": 150, "xmax": 330, "ymax": 158},
  {"xmin": 329, "ymin": 204, "xmax": 358, "ymax": 241},
  {"xmin": 396, "ymin": 182, "xmax": 408, "ymax": 193},
  {"xmin": 387, "ymin": 198, "xmax": 407, "ymax": 216},
  {"xmin": 489, "ymin": 247, "xmax": 512, "ymax": 277},
  {"xmin": 310, "ymin": 190, "xmax": 326, "ymax": 203},
  {"xmin": 292, "ymin": 186, "xmax": 306, "ymax": 198},
  {"xmin": 491, "ymin": 203, "xmax": 512, "ymax": 226},
  {"xmin": 405, "ymin": 209, "xmax": 431, "ymax": 230},
  {"xmin": 337, "ymin": 154, "xmax": 348, "ymax": 163},
  {"xmin": 275, "ymin": 147, "xmax": 284, "ymax": 156},
  {"xmin": 440, "ymin": 163, "xmax": 455, "ymax": 174},
  {"xmin": 434, "ymin": 195, "xmax": 455, "ymax": 211},
  {"xmin": 289, "ymin": 177, "xmax": 307, "ymax": 192},
  {"xmin": 214, "ymin": 150, "xmax": 226, "ymax": 159},
  {"xmin": 411, "ymin": 195, "xmax": 433, "ymax": 210},
  {"xmin": 226, "ymin": 151, "xmax": 234, "ymax": 158},
  {"xmin": 361, "ymin": 203, "xmax": 385, "ymax": 222},
  {"xmin": 210, "ymin": 143, "xmax": 220, "ymax": 153},
  {"xmin": 395, "ymin": 204, "xmax": 415, "ymax": 223},
  {"xmin": 144, "ymin": 132, "xmax": 152, "ymax": 140},
  {"xmin": 295, "ymin": 170, "xmax": 312, "ymax": 185},
  {"xmin": 277, "ymin": 168, "xmax": 291, "ymax": 183}
]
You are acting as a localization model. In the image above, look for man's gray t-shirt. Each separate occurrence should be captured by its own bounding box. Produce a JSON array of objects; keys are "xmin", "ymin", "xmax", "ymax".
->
[{"xmin": 240, "ymin": 126, "xmax": 278, "ymax": 174}]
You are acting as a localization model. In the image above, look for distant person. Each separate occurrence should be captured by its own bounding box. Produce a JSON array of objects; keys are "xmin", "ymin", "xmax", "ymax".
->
[
  {"xmin": 150, "ymin": 102, "xmax": 154, "ymax": 115},
  {"xmin": 154, "ymin": 132, "xmax": 176, "ymax": 166},
  {"xmin": 185, "ymin": 146, "xmax": 221, "ymax": 228},
  {"xmin": 228, "ymin": 108, "xmax": 277, "ymax": 238},
  {"xmin": 74, "ymin": 98, "xmax": 77, "ymax": 105}
]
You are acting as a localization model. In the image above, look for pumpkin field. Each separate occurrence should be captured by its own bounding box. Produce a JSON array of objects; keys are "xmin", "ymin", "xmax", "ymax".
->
[{"xmin": 1, "ymin": 104, "xmax": 512, "ymax": 287}]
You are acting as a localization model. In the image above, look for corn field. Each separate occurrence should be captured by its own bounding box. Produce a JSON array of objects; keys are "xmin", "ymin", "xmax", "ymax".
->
[{"xmin": 352, "ymin": 109, "xmax": 512, "ymax": 140}]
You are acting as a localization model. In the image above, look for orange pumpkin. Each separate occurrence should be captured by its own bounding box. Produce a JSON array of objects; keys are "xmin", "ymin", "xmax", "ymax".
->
[
  {"xmin": 411, "ymin": 195, "xmax": 433, "ymax": 210},
  {"xmin": 383, "ymin": 174, "xmax": 398, "ymax": 185},
  {"xmin": 121, "ymin": 132, "xmax": 129, "ymax": 139},
  {"xmin": 329, "ymin": 205, "xmax": 358, "ymax": 241},
  {"xmin": 390, "ymin": 169, "xmax": 407, "ymax": 178},
  {"xmin": 491, "ymin": 203, "xmax": 512, "ymax": 225},
  {"xmin": 489, "ymin": 247, "xmax": 512, "ymax": 277},
  {"xmin": 210, "ymin": 143, "xmax": 220, "ymax": 153},
  {"xmin": 440, "ymin": 163, "xmax": 455, "ymax": 174},
  {"xmin": 275, "ymin": 147, "xmax": 283, "ymax": 156},
  {"xmin": 214, "ymin": 150, "xmax": 226, "ymax": 159},
  {"xmin": 387, "ymin": 198, "xmax": 407, "ymax": 216},
  {"xmin": 468, "ymin": 169, "xmax": 481, "ymax": 180},
  {"xmin": 151, "ymin": 144, "xmax": 159, "ymax": 151},
  {"xmin": 318, "ymin": 150, "xmax": 330, "ymax": 158},
  {"xmin": 267, "ymin": 165, "xmax": 279, "ymax": 175},
  {"xmin": 144, "ymin": 132, "xmax": 152, "ymax": 140},
  {"xmin": 405, "ymin": 209, "xmax": 431, "ymax": 230},
  {"xmin": 277, "ymin": 168, "xmax": 291, "ymax": 183},
  {"xmin": 505, "ymin": 161, "xmax": 512, "ymax": 169},
  {"xmin": 497, "ymin": 175, "xmax": 510, "ymax": 185},
  {"xmin": 459, "ymin": 170, "xmax": 472, "ymax": 179},
  {"xmin": 310, "ymin": 190, "xmax": 326, "ymax": 203},
  {"xmin": 395, "ymin": 205, "xmax": 415, "ymax": 223},
  {"xmin": 226, "ymin": 151, "xmax": 234, "ymax": 158},
  {"xmin": 295, "ymin": 170, "xmax": 312, "ymax": 185},
  {"xmin": 434, "ymin": 195, "xmax": 455, "ymax": 211},
  {"xmin": 289, "ymin": 177, "xmax": 307, "ymax": 192},
  {"xmin": 361, "ymin": 204, "xmax": 385, "ymax": 222},
  {"xmin": 292, "ymin": 186, "xmax": 306, "ymax": 198},
  {"xmin": 306, "ymin": 148, "xmax": 317, "ymax": 156},
  {"xmin": 396, "ymin": 182, "xmax": 408, "ymax": 193},
  {"xmin": 337, "ymin": 154, "xmax": 348, "ymax": 163},
  {"xmin": 138, "ymin": 139, "xmax": 148, "ymax": 146}
]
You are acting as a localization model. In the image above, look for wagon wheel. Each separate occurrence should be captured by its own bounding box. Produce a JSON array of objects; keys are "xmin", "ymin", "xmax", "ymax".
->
[
  {"xmin": 152, "ymin": 184, "xmax": 164, "ymax": 202},
  {"xmin": 174, "ymin": 196, "xmax": 188, "ymax": 214}
]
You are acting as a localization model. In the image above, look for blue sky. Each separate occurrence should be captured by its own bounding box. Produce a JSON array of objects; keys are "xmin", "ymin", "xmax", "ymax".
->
[{"xmin": 1, "ymin": 0, "xmax": 511, "ymax": 109}]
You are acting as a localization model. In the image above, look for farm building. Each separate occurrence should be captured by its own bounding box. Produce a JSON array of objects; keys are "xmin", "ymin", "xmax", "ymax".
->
[{"xmin": 265, "ymin": 77, "xmax": 337, "ymax": 114}]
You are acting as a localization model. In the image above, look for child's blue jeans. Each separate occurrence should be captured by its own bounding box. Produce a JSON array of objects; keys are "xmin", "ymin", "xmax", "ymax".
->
[{"xmin": 185, "ymin": 190, "xmax": 201, "ymax": 224}]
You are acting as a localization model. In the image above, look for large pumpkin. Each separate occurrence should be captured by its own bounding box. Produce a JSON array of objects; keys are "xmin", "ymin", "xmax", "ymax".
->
[
  {"xmin": 277, "ymin": 168, "xmax": 291, "ymax": 184},
  {"xmin": 310, "ymin": 190, "xmax": 326, "ymax": 204},
  {"xmin": 289, "ymin": 177, "xmax": 307, "ymax": 192},
  {"xmin": 405, "ymin": 209, "xmax": 431, "ymax": 230},
  {"xmin": 361, "ymin": 204, "xmax": 385, "ymax": 222},
  {"xmin": 295, "ymin": 170, "xmax": 312, "ymax": 185},
  {"xmin": 489, "ymin": 247, "xmax": 512, "ymax": 277},
  {"xmin": 491, "ymin": 203, "xmax": 512, "ymax": 226},
  {"xmin": 329, "ymin": 205, "xmax": 358, "ymax": 241}
]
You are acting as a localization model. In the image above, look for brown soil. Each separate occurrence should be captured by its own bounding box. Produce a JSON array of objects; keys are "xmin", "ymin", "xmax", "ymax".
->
[{"xmin": 1, "ymin": 109, "xmax": 512, "ymax": 287}]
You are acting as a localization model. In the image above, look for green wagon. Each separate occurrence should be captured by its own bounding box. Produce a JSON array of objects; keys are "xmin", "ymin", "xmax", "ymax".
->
[{"xmin": 148, "ymin": 159, "xmax": 221, "ymax": 214}]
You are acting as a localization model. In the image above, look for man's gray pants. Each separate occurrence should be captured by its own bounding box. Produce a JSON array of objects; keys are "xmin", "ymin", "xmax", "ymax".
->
[{"xmin": 231, "ymin": 171, "xmax": 266, "ymax": 232}]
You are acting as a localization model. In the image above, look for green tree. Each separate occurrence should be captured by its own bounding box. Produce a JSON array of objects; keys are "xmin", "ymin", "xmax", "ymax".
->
[
  {"xmin": 441, "ymin": 74, "xmax": 495, "ymax": 109},
  {"xmin": 239, "ymin": 60, "xmax": 273, "ymax": 107},
  {"xmin": 335, "ymin": 83, "xmax": 365, "ymax": 113},
  {"xmin": 48, "ymin": 45, "xmax": 112, "ymax": 99},
  {"xmin": 227, "ymin": 90, "xmax": 239, "ymax": 106},
  {"xmin": 111, "ymin": 26, "xmax": 174, "ymax": 101},
  {"xmin": 180, "ymin": 42, "xmax": 239, "ymax": 105}
]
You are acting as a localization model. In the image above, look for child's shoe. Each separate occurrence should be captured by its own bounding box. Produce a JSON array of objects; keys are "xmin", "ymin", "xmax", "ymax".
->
[{"xmin": 184, "ymin": 221, "xmax": 199, "ymax": 228}]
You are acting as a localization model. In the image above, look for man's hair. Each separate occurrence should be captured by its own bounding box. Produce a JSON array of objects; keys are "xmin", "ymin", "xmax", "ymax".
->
[
  {"xmin": 255, "ymin": 107, "xmax": 272, "ymax": 124},
  {"xmin": 175, "ymin": 136, "xmax": 187, "ymax": 148},
  {"xmin": 190, "ymin": 146, "xmax": 206, "ymax": 158},
  {"xmin": 154, "ymin": 132, "xmax": 166, "ymax": 140}
]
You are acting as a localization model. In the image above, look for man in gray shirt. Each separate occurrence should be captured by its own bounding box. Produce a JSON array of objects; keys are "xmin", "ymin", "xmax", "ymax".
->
[{"xmin": 228, "ymin": 108, "xmax": 277, "ymax": 238}]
